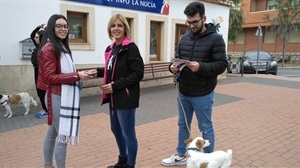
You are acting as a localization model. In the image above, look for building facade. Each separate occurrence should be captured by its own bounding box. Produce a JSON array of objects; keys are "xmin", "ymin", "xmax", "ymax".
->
[
  {"xmin": 227, "ymin": 0, "xmax": 300, "ymax": 62},
  {"xmin": 0, "ymin": 0, "xmax": 230, "ymax": 96}
]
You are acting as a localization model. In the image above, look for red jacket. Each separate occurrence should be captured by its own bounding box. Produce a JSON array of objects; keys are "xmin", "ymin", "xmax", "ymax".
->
[
  {"xmin": 37, "ymin": 42, "xmax": 79, "ymax": 95},
  {"xmin": 37, "ymin": 42, "xmax": 79, "ymax": 125}
]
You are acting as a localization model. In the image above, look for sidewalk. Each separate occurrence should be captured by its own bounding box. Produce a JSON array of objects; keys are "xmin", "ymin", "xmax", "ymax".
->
[{"xmin": 0, "ymin": 74, "xmax": 299, "ymax": 168}]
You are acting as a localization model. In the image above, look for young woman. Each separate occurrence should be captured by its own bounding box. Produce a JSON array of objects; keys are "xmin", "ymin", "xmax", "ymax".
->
[
  {"xmin": 37, "ymin": 14, "xmax": 90, "ymax": 168},
  {"xmin": 30, "ymin": 24, "xmax": 47, "ymax": 118},
  {"xmin": 89, "ymin": 14, "xmax": 144, "ymax": 168}
]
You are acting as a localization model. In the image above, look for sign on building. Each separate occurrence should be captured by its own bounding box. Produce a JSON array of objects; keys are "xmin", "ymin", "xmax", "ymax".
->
[{"xmin": 70, "ymin": 0, "xmax": 170, "ymax": 15}]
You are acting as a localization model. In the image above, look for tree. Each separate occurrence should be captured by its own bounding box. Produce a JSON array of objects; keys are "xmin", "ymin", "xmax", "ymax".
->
[
  {"xmin": 270, "ymin": 0, "xmax": 300, "ymax": 67},
  {"xmin": 228, "ymin": 0, "xmax": 244, "ymax": 43}
]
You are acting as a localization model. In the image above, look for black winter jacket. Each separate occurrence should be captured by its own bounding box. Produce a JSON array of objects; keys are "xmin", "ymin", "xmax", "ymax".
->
[
  {"xmin": 30, "ymin": 27, "xmax": 41, "ymax": 68},
  {"xmin": 176, "ymin": 23, "xmax": 227, "ymax": 96},
  {"xmin": 97, "ymin": 38, "xmax": 144, "ymax": 109}
]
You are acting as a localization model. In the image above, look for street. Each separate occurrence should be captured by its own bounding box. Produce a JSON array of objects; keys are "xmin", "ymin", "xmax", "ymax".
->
[
  {"xmin": 1, "ymin": 73, "xmax": 299, "ymax": 167},
  {"xmin": 229, "ymin": 65, "xmax": 300, "ymax": 77},
  {"xmin": 277, "ymin": 67, "xmax": 300, "ymax": 77}
]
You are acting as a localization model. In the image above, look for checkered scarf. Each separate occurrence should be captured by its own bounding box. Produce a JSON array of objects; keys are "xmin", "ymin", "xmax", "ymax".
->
[{"xmin": 57, "ymin": 52, "xmax": 81, "ymax": 145}]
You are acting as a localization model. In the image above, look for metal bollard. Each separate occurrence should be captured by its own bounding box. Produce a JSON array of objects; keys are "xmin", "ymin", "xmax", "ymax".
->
[{"xmin": 241, "ymin": 57, "xmax": 244, "ymax": 77}]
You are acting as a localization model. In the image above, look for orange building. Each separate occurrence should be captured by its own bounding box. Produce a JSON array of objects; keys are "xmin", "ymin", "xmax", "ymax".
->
[{"xmin": 228, "ymin": 0, "xmax": 300, "ymax": 62}]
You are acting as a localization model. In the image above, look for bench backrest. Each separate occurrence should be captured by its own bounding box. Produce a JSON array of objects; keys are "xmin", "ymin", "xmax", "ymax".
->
[{"xmin": 77, "ymin": 62, "xmax": 173, "ymax": 88}]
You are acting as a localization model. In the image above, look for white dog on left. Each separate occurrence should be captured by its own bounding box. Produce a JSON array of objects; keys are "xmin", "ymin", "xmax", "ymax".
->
[
  {"xmin": 0, "ymin": 92, "xmax": 37, "ymax": 118},
  {"xmin": 184, "ymin": 137, "xmax": 233, "ymax": 168}
]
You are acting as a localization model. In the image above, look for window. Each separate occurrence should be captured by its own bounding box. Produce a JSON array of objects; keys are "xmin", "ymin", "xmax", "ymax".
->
[
  {"xmin": 251, "ymin": 0, "xmax": 267, "ymax": 12},
  {"xmin": 264, "ymin": 31, "xmax": 276, "ymax": 43},
  {"xmin": 111, "ymin": 11, "xmax": 138, "ymax": 44},
  {"xmin": 146, "ymin": 16, "xmax": 168, "ymax": 63},
  {"xmin": 267, "ymin": 0, "xmax": 276, "ymax": 10},
  {"xmin": 170, "ymin": 18, "xmax": 186, "ymax": 60},
  {"xmin": 288, "ymin": 31, "xmax": 300, "ymax": 43},
  {"xmin": 126, "ymin": 18, "xmax": 133, "ymax": 37},
  {"xmin": 67, "ymin": 12, "xmax": 87, "ymax": 43},
  {"xmin": 60, "ymin": 4, "xmax": 95, "ymax": 50},
  {"xmin": 236, "ymin": 31, "xmax": 245, "ymax": 44},
  {"xmin": 150, "ymin": 21, "xmax": 161, "ymax": 61},
  {"xmin": 251, "ymin": 0, "xmax": 256, "ymax": 12},
  {"xmin": 175, "ymin": 24, "xmax": 188, "ymax": 53}
]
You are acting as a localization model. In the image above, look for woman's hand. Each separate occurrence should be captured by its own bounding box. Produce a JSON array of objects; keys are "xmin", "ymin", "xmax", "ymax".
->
[
  {"xmin": 101, "ymin": 83, "xmax": 113, "ymax": 94},
  {"xmin": 85, "ymin": 69, "xmax": 98, "ymax": 78},
  {"xmin": 78, "ymin": 71, "xmax": 90, "ymax": 80}
]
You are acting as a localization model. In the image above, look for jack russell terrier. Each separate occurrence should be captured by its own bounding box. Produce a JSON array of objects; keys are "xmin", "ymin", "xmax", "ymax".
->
[
  {"xmin": 184, "ymin": 137, "xmax": 233, "ymax": 168},
  {"xmin": 0, "ymin": 92, "xmax": 37, "ymax": 118}
]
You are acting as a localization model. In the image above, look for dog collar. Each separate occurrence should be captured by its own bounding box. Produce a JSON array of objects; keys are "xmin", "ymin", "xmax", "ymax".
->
[
  {"xmin": 187, "ymin": 147, "xmax": 201, "ymax": 152},
  {"xmin": 0, "ymin": 96, "xmax": 10, "ymax": 107}
]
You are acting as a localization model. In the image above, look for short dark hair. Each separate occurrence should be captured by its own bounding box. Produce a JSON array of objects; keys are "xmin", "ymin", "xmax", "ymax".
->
[
  {"xmin": 184, "ymin": 1, "xmax": 205, "ymax": 17},
  {"xmin": 37, "ymin": 30, "xmax": 45, "ymax": 43}
]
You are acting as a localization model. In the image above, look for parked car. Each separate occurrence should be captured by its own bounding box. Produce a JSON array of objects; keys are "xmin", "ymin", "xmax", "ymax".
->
[
  {"xmin": 236, "ymin": 50, "xmax": 278, "ymax": 75},
  {"xmin": 226, "ymin": 54, "xmax": 233, "ymax": 73}
]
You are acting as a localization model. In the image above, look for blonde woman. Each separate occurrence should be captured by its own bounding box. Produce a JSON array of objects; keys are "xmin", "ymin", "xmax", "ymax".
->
[{"xmin": 90, "ymin": 14, "xmax": 144, "ymax": 168}]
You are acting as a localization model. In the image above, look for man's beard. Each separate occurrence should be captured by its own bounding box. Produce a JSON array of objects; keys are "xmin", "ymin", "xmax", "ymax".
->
[{"xmin": 192, "ymin": 20, "xmax": 204, "ymax": 34}]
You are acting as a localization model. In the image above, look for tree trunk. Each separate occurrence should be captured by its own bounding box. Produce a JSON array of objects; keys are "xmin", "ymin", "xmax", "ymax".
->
[{"xmin": 282, "ymin": 34, "xmax": 287, "ymax": 67}]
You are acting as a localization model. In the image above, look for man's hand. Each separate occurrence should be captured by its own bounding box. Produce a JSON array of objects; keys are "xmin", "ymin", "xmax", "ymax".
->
[
  {"xmin": 185, "ymin": 61, "xmax": 200, "ymax": 72},
  {"xmin": 170, "ymin": 64, "xmax": 179, "ymax": 74}
]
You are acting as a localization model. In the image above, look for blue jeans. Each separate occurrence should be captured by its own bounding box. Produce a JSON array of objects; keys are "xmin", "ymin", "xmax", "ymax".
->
[
  {"xmin": 176, "ymin": 91, "xmax": 215, "ymax": 155},
  {"xmin": 109, "ymin": 107, "xmax": 138, "ymax": 167},
  {"xmin": 44, "ymin": 93, "xmax": 67, "ymax": 168}
]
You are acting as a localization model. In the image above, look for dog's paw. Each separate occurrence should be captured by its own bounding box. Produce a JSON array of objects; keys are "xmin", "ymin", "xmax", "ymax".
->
[
  {"xmin": 7, "ymin": 115, "xmax": 12, "ymax": 118},
  {"xmin": 4, "ymin": 114, "xmax": 8, "ymax": 117},
  {"xmin": 24, "ymin": 112, "xmax": 29, "ymax": 115}
]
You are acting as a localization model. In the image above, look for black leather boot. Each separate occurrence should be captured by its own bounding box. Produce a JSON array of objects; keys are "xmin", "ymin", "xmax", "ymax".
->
[
  {"xmin": 124, "ymin": 164, "xmax": 135, "ymax": 168},
  {"xmin": 107, "ymin": 156, "xmax": 127, "ymax": 168}
]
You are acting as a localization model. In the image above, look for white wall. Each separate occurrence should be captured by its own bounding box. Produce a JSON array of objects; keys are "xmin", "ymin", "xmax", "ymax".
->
[
  {"xmin": 0, "ymin": 0, "xmax": 230, "ymax": 65},
  {"xmin": 0, "ymin": 0, "xmax": 229, "ymax": 95},
  {"xmin": 204, "ymin": 2, "xmax": 230, "ymax": 50},
  {"xmin": 0, "ymin": 0, "xmax": 59, "ymax": 65}
]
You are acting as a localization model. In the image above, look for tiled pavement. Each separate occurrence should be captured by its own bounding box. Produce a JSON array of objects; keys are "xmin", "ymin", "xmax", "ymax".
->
[{"xmin": 0, "ymin": 73, "xmax": 299, "ymax": 168}]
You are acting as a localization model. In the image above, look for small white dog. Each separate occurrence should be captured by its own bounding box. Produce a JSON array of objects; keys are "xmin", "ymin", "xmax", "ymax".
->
[
  {"xmin": 0, "ymin": 92, "xmax": 37, "ymax": 118},
  {"xmin": 184, "ymin": 137, "xmax": 233, "ymax": 168}
]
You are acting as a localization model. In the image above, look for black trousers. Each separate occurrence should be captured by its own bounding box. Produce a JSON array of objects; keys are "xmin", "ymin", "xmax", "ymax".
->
[{"xmin": 34, "ymin": 67, "xmax": 47, "ymax": 112}]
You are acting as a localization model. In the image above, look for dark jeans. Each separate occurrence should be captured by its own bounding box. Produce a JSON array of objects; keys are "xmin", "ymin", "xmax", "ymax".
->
[
  {"xmin": 176, "ymin": 91, "xmax": 215, "ymax": 154},
  {"xmin": 109, "ymin": 107, "xmax": 138, "ymax": 167},
  {"xmin": 34, "ymin": 67, "xmax": 47, "ymax": 111}
]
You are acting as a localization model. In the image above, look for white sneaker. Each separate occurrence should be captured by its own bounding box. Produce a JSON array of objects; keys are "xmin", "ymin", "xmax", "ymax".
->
[{"xmin": 161, "ymin": 153, "xmax": 187, "ymax": 166}]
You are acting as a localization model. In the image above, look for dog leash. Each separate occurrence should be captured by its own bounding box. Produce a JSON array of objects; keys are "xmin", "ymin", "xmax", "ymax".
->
[
  {"xmin": 174, "ymin": 75, "xmax": 191, "ymax": 134},
  {"xmin": 187, "ymin": 147, "xmax": 201, "ymax": 151}
]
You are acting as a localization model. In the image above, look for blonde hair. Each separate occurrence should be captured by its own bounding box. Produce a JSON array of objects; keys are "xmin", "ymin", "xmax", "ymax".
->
[{"xmin": 107, "ymin": 14, "xmax": 131, "ymax": 40}]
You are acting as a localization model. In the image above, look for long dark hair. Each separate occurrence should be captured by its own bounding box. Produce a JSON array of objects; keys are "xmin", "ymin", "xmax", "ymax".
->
[{"xmin": 39, "ymin": 14, "xmax": 71, "ymax": 57}]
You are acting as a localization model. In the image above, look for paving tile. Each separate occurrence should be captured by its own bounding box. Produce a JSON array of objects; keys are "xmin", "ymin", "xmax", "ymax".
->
[{"xmin": 0, "ymin": 74, "xmax": 299, "ymax": 167}]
